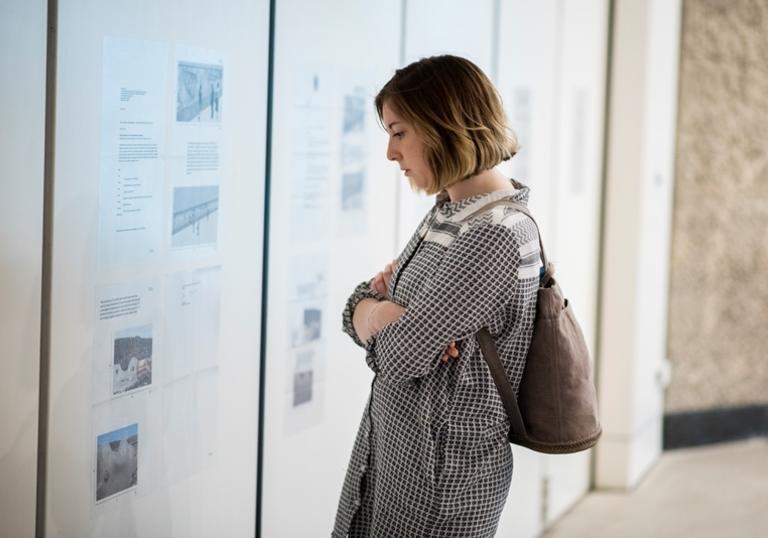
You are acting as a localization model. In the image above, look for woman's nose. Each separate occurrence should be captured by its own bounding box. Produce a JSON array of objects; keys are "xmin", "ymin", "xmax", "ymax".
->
[{"xmin": 386, "ymin": 140, "xmax": 399, "ymax": 162}]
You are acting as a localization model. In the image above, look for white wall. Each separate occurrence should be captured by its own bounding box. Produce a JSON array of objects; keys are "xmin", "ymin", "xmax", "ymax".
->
[
  {"xmin": 258, "ymin": 1, "xmax": 609, "ymax": 536},
  {"xmin": 0, "ymin": 1, "xmax": 640, "ymax": 534},
  {"xmin": 44, "ymin": 1, "xmax": 270, "ymax": 535},
  {"xmin": 496, "ymin": 0, "xmax": 610, "ymax": 534},
  {"xmin": 396, "ymin": 0, "xmax": 497, "ymax": 249},
  {"xmin": 259, "ymin": 1, "xmax": 402, "ymax": 536},
  {"xmin": 260, "ymin": 1, "xmax": 609, "ymax": 537},
  {"xmin": 0, "ymin": 1, "xmax": 47, "ymax": 536},
  {"xmin": 495, "ymin": 4, "xmax": 556, "ymax": 536},
  {"xmin": 542, "ymin": 0, "xmax": 609, "ymax": 524},
  {"xmin": 596, "ymin": 0, "xmax": 682, "ymax": 489}
]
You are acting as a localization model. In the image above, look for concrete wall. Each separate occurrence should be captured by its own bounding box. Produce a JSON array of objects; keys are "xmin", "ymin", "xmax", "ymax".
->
[{"xmin": 666, "ymin": 0, "xmax": 768, "ymax": 414}]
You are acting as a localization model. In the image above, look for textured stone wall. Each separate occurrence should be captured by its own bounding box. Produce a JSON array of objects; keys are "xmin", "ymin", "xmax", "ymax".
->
[{"xmin": 666, "ymin": 0, "xmax": 768, "ymax": 412}]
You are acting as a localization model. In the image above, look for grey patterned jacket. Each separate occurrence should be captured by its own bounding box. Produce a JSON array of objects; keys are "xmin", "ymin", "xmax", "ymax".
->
[{"xmin": 333, "ymin": 180, "xmax": 541, "ymax": 537}]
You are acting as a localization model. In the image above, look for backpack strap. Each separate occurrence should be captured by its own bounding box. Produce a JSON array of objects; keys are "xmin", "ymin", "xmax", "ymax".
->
[
  {"xmin": 476, "ymin": 327, "xmax": 527, "ymax": 437},
  {"xmin": 459, "ymin": 198, "xmax": 553, "ymax": 286},
  {"xmin": 462, "ymin": 196, "xmax": 550, "ymax": 438}
]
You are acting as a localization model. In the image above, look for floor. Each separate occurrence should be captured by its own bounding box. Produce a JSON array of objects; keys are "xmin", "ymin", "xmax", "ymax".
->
[{"xmin": 542, "ymin": 437, "xmax": 768, "ymax": 538}]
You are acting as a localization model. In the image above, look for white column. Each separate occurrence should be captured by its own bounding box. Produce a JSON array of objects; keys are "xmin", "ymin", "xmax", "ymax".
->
[{"xmin": 596, "ymin": 0, "xmax": 682, "ymax": 489}]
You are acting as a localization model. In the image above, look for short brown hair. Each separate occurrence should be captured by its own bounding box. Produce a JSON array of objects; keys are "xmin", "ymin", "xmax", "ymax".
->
[{"xmin": 375, "ymin": 55, "xmax": 518, "ymax": 194}]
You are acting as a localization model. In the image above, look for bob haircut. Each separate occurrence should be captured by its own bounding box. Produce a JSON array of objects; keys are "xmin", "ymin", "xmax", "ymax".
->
[{"xmin": 375, "ymin": 55, "xmax": 518, "ymax": 195}]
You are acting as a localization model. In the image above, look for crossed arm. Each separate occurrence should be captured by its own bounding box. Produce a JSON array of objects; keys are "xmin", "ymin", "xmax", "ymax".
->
[
  {"xmin": 351, "ymin": 260, "xmax": 459, "ymax": 363},
  {"xmin": 346, "ymin": 224, "xmax": 524, "ymax": 384}
]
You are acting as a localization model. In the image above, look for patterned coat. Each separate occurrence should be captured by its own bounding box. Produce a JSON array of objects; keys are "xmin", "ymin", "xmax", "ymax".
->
[{"xmin": 333, "ymin": 181, "xmax": 541, "ymax": 537}]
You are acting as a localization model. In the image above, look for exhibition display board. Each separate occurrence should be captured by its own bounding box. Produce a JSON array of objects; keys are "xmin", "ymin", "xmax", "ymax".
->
[
  {"xmin": 4, "ymin": 1, "xmax": 612, "ymax": 536},
  {"xmin": 260, "ymin": 1, "xmax": 608, "ymax": 537},
  {"xmin": 259, "ymin": 1, "xmax": 402, "ymax": 535},
  {"xmin": 44, "ymin": 1, "xmax": 270, "ymax": 535}
]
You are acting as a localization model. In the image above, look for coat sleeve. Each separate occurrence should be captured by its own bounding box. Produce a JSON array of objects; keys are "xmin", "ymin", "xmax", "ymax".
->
[
  {"xmin": 341, "ymin": 280, "xmax": 385, "ymax": 348},
  {"xmin": 366, "ymin": 220, "xmax": 538, "ymax": 385},
  {"xmin": 341, "ymin": 207, "xmax": 437, "ymax": 349}
]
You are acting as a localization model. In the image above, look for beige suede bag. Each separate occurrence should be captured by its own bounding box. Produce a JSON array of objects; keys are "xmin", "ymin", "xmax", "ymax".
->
[{"xmin": 471, "ymin": 200, "xmax": 602, "ymax": 454}]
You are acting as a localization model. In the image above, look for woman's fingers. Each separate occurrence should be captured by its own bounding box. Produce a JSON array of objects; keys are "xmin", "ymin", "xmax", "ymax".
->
[
  {"xmin": 371, "ymin": 260, "xmax": 400, "ymax": 297},
  {"xmin": 371, "ymin": 273, "xmax": 386, "ymax": 294},
  {"xmin": 441, "ymin": 341, "xmax": 459, "ymax": 362}
]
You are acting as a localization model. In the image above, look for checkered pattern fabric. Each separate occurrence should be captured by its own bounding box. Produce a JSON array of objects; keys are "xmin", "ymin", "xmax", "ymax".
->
[{"xmin": 333, "ymin": 181, "xmax": 541, "ymax": 537}]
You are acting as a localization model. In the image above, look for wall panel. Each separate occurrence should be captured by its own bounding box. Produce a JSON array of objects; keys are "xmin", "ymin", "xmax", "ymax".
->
[
  {"xmin": 45, "ymin": 1, "xmax": 270, "ymax": 535},
  {"xmin": 260, "ymin": 1, "xmax": 402, "ymax": 536},
  {"xmin": 0, "ymin": 1, "xmax": 47, "ymax": 536},
  {"xmin": 544, "ymin": 0, "xmax": 609, "ymax": 524},
  {"xmin": 397, "ymin": 0, "xmax": 497, "ymax": 249},
  {"xmin": 496, "ymin": 0, "xmax": 609, "ymax": 531},
  {"xmin": 495, "ymin": 1, "xmax": 559, "ymax": 536}
]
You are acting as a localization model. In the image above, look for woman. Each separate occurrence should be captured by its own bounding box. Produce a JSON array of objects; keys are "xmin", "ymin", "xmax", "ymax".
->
[{"xmin": 333, "ymin": 55, "xmax": 541, "ymax": 537}]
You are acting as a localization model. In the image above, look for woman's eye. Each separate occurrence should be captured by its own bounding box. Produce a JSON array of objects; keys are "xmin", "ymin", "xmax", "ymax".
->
[{"xmin": 393, "ymin": 131, "xmax": 404, "ymax": 139}]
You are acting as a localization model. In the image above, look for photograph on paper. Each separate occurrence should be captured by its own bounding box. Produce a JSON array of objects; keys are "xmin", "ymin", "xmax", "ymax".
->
[
  {"xmin": 288, "ymin": 305, "xmax": 323, "ymax": 348},
  {"xmin": 96, "ymin": 423, "xmax": 138, "ymax": 502},
  {"xmin": 112, "ymin": 324, "xmax": 153, "ymax": 395},
  {"xmin": 171, "ymin": 185, "xmax": 219, "ymax": 248},
  {"xmin": 92, "ymin": 281, "xmax": 158, "ymax": 406},
  {"xmin": 338, "ymin": 85, "xmax": 367, "ymax": 233},
  {"xmin": 286, "ymin": 254, "xmax": 327, "ymax": 349},
  {"xmin": 342, "ymin": 89, "xmax": 365, "ymax": 133},
  {"xmin": 283, "ymin": 343, "xmax": 327, "ymax": 434},
  {"xmin": 176, "ymin": 61, "xmax": 223, "ymax": 122},
  {"xmin": 293, "ymin": 350, "xmax": 314, "ymax": 407}
]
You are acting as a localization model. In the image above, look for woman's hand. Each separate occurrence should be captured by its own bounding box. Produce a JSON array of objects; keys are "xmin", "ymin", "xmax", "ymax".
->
[
  {"xmin": 370, "ymin": 259, "xmax": 397, "ymax": 298},
  {"xmin": 441, "ymin": 341, "xmax": 460, "ymax": 362}
]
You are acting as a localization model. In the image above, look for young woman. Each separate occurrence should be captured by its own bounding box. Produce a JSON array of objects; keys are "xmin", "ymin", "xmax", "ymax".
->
[{"xmin": 333, "ymin": 55, "xmax": 541, "ymax": 537}]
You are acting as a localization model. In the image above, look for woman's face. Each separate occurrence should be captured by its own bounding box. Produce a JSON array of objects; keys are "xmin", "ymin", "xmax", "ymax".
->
[{"xmin": 382, "ymin": 101, "xmax": 434, "ymax": 192}]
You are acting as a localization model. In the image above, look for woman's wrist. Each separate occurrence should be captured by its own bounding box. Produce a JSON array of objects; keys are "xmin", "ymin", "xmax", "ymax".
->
[
  {"xmin": 366, "ymin": 301, "xmax": 385, "ymax": 336},
  {"xmin": 352, "ymin": 298, "xmax": 380, "ymax": 343}
]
